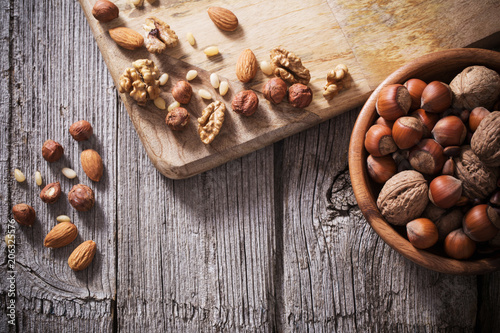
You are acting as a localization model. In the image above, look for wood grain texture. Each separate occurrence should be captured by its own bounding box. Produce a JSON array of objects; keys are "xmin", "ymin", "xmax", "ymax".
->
[
  {"xmin": 78, "ymin": 0, "xmax": 500, "ymax": 179},
  {"xmin": 1, "ymin": 0, "xmax": 500, "ymax": 332}
]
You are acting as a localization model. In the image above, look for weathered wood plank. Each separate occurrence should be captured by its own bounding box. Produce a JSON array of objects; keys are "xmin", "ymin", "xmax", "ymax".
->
[
  {"xmin": 116, "ymin": 104, "xmax": 277, "ymax": 331},
  {"xmin": 278, "ymin": 108, "xmax": 480, "ymax": 332},
  {"xmin": 1, "ymin": 0, "xmax": 115, "ymax": 331}
]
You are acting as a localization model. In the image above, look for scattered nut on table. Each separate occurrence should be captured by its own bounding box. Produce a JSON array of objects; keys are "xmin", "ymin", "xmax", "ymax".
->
[
  {"xmin": 109, "ymin": 27, "xmax": 144, "ymax": 50},
  {"xmin": 232, "ymin": 90, "xmax": 259, "ymax": 116},
  {"xmin": 270, "ymin": 47, "xmax": 310, "ymax": 85},
  {"xmin": 198, "ymin": 101, "xmax": 226, "ymax": 144},
  {"xmin": 288, "ymin": 83, "xmax": 313, "ymax": 108},
  {"xmin": 207, "ymin": 7, "xmax": 239, "ymax": 31},
  {"xmin": 262, "ymin": 77, "xmax": 287, "ymax": 104},
  {"xmin": 68, "ymin": 240, "xmax": 96, "ymax": 271},
  {"xmin": 40, "ymin": 182, "xmax": 62, "ymax": 204},
  {"xmin": 119, "ymin": 59, "xmax": 160, "ymax": 105},
  {"xmin": 166, "ymin": 107, "xmax": 190, "ymax": 131},
  {"xmin": 143, "ymin": 17, "xmax": 178, "ymax": 54},
  {"xmin": 69, "ymin": 120, "xmax": 93, "ymax": 141},
  {"xmin": 42, "ymin": 139, "xmax": 64, "ymax": 162},
  {"xmin": 12, "ymin": 203, "xmax": 36, "ymax": 226},
  {"xmin": 171, "ymin": 80, "xmax": 192, "ymax": 104},
  {"xmin": 68, "ymin": 184, "xmax": 95, "ymax": 212},
  {"xmin": 323, "ymin": 64, "xmax": 351, "ymax": 100},
  {"xmin": 92, "ymin": 0, "xmax": 119, "ymax": 22},
  {"xmin": 236, "ymin": 49, "xmax": 258, "ymax": 83}
]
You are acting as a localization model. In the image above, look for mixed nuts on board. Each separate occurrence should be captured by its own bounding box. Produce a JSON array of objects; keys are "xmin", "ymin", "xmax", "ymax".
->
[{"xmin": 367, "ymin": 65, "xmax": 500, "ymax": 260}]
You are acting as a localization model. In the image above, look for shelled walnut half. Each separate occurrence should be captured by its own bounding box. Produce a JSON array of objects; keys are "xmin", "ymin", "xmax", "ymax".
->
[
  {"xmin": 198, "ymin": 101, "xmax": 226, "ymax": 144},
  {"xmin": 119, "ymin": 59, "xmax": 160, "ymax": 105},
  {"xmin": 143, "ymin": 17, "xmax": 178, "ymax": 54},
  {"xmin": 323, "ymin": 64, "xmax": 351, "ymax": 100},
  {"xmin": 270, "ymin": 47, "xmax": 310, "ymax": 85}
]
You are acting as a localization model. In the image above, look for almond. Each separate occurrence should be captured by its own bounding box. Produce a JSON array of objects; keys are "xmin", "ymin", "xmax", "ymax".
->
[
  {"xmin": 236, "ymin": 49, "xmax": 258, "ymax": 83},
  {"xmin": 44, "ymin": 222, "xmax": 78, "ymax": 248},
  {"xmin": 207, "ymin": 7, "xmax": 238, "ymax": 32},
  {"xmin": 92, "ymin": 0, "xmax": 119, "ymax": 23},
  {"xmin": 109, "ymin": 27, "xmax": 144, "ymax": 50},
  {"xmin": 68, "ymin": 240, "xmax": 96, "ymax": 271},
  {"xmin": 81, "ymin": 149, "xmax": 103, "ymax": 182}
]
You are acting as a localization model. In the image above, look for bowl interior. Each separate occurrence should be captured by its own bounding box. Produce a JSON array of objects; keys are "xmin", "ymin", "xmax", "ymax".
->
[{"xmin": 348, "ymin": 48, "xmax": 500, "ymax": 275}]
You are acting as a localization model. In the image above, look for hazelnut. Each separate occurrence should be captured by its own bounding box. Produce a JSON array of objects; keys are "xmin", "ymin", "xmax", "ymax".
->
[
  {"xmin": 231, "ymin": 90, "xmax": 259, "ymax": 116},
  {"xmin": 406, "ymin": 218, "xmax": 439, "ymax": 249},
  {"xmin": 420, "ymin": 81, "xmax": 452, "ymax": 113},
  {"xmin": 288, "ymin": 83, "xmax": 313, "ymax": 108},
  {"xmin": 392, "ymin": 116, "xmax": 424, "ymax": 149},
  {"xmin": 431, "ymin": 115, "xmax": 467, "ymax": 147},
  {"xmin": 172, "ymin": 80, "xmax": 192, "ymax": 104},
  {"xmin": 410, "ymin": 109, "xmax": 439, "ymax": 138},
  {"xmin": 444, "ymin": 228, "xmax": 476, "ymax": 260},
  {"xmin": 69, "ymin": 120, "xmax": 93, "ymax": 141},
  {"xmin": 422, "ymin": 203, "xmax": 463, "ymax": 241},
  {"xmin": 40, "ymin": 182, "xmax": 62, "ymax": 204},
  {"xmin": 366, "ymin": 154, "xmax": 396, "ymax": 184},
  {"xmin": 469, "ymin": 107, "xmax": 490, "ymax": 132},
  {"xmin": 92, "ymin": 0, "xmax": 119, "ymax": 22},
  {"xmin": 364, "ymin": 124, "xmax": 397, "ymax": 157},
  {"xmin": 42, "ymin": 139, "xmax": 64, "ymax": 162},
  {"xmin": 68, "ymin": 184, "xmax": 95, "ymax": 212},
  {"xmin": 262, "ymin": 78, "xmax": 287, "ymax": 104},
  {"xmin": 374, "ymin": 117, "xmax": 394, "ymax": 129},
  {"xmin": 462, "ymin": 204, "xmax": 499, "ymax": 242},
  {"xmin": 441, "ymin": 158, "xmax": 454, "ymax": 176},
  {"xmin": 376, "ymin": 84, "xmax": 411, "ymax": 121},
  {"xmin": 12, "ymin": 203, "xmax": 36, "ymax": 226},
  {"xmin": 409, "ymin": 139, "xmax": 446, "ymax": 175},
  {"xmin": 443, "ymin": 146, "xmax": 461, "ymax": 157},
  {"xmin": 404, "ymin": 78, "xmax": 427, "ymax": 110},
  {"xmin": 166, "ymin": 107, "xmax": 190, "ymax": 131},
  {"xmin": 428, "ymin": 175, "xmax": 462, "ymax": 209}
]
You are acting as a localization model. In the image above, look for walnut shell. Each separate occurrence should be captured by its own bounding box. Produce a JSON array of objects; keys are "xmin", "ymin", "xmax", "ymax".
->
[
  {"xmin": 377, "ymin": 170, "xmax": 429, "ymax": 225},
  {"xmin": 449, "ymin": 66, "xmax": 500, "ymax": 110},
  {"xmin": 453, "ymin": 146, "xmax": 499, "ymax": 200},
  {"xmin": 471, "ymin": 111, "xmax": 500, "ymax": 166}
]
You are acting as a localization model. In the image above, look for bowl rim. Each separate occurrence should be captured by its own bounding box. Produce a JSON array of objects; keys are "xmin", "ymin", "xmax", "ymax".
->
[{"xmin": 348, "ymin": 48, "xmax": 500, "ymax": 275}]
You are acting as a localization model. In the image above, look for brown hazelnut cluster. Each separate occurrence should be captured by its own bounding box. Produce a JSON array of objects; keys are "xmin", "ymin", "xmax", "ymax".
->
[
  {"xmin": 259, "ymin": 77, "xmax": 313, "ymax": 110},
  {"xmin": 367, "ymin": 66, "xmax": 500, "ymax": 259}
]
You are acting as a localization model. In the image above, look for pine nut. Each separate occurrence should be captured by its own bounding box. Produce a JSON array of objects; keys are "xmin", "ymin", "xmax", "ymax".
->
[
  {"xmin": 186, "ymin": 32, "xmax": 195, "ymax": 46},
  {"xmin": 159, "ymin": 73, "xmax": 169, "ymax": 86},
  {"xmin": 154, "ymin": 97, "xmax": 166, "ymax": 110},
  {"xmin": 186, "ymin": 70, "xmax": 198, "ymax": 81},
  {"xmin": 219, "ymin": 81, "xmax": 229, "ymax": 96},
  {"xmin": 131, "ymin": 0, "xmax": 144, "ymax": 7},
  {"xmin": 56, "ymin": 215, "xmax": 71, "ymax": 222},
  {"xmin": 62, "ymin": 167, "xmax": 77, "ymax": 179},
  {"xmin": 14, "ymin": 169, "xmax": 25, "ymax": 182},
  {"xmin": 198, "ymin": 89, "xmax": 212, "ymax": 100},
  {"xmin": 210, "ymin": 73, "xmax": 220, "ymax": 89},
  {"xmin": 260, "ymin": 61, "xmax": 273, "ymax": 75},
  {"xmin": 35, "ymin": 171, "xmax": 42, "ymax": 186},
  {"xmin": 204, "ymin": 46, "xmax": 219, "ymax": 57},
  {"xmin": 168, "ymin": 101, "xmax": 180, "ymax": 112}
]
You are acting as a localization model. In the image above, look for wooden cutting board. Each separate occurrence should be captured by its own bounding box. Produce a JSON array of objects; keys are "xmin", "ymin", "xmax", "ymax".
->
[{"xmin": 78, "ymin": 0, "xmax": 500, "ymax": 179}]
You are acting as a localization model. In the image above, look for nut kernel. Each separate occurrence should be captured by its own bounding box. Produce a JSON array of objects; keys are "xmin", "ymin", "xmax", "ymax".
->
[
  {"xmin": 210, "ymin": 73, "xmax": 220, "ymax": 89},
  {"xmin": 186, "ymin": 32, "xmax": 195, "ymax": 46},
  {"xmin": 14, "ymin": 169, "xmax": 26, "ymax": 183},
  {"xmin": 62, "ymin": 167, "xmax": 77, "ymax": 179},
  {"xmin": 35, "ymin": 171, "xmax": 42, "ymax": 186},
  {"xmin": 168, "ymin": 101, "xmax": 180, "ymax": 112},
  {"xmin": 260, "ymin": 61, "xmax": 273, "ymax": 76},
  {"xmin": 56, "ymin": 215, "xmax": 71, "ymax": 223},
  {"xmin": 186, "ymin": 70, "xmax": 198, "ymax": 81},
  {"xmin": 159, "ymin": 73, "xmax": 169, "ymax": 86},
  {"xmin": 198, "ymin": 89, "xmax": 212, "ymax": 100},
  {"xmin": 154, "ymin": 97, "xmax": 166, "ymax": 110},
  {"xmin": 219, "ymin": 81, "xmax": 229, "ymax": 96},
  {"xmin": 204, "ymin": 46, "xmax": 219, "ymax": 57}
]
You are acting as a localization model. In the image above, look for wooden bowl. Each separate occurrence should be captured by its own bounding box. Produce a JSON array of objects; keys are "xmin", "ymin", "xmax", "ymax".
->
[{"xmin": 348, "ymin": 48, "xmax": 500, "ymax": 275}]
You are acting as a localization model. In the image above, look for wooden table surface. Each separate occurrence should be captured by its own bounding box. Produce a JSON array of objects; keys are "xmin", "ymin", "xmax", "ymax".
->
[{"xmin": 1, "ymin": 0, "xmax": 499, "ymax": 332}]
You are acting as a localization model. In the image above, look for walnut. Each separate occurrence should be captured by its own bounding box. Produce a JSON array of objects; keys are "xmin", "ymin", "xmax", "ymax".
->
[
  {"xmin": 449, "ymin": 66, "xmax": 500, "ymax": 110},
  {"xmin": 422, "ymin": 203, "xmax": 463, "ymax": 241},
  {"xmin": 198, "ymin": 101, "xmax": 226, "ymax": 144},
  {"xmin": 119, "ymin": 59, "xmax": 160, "ymax": 105},
  {"xmin": 232, "ymin": 90, "xmax": 259, "ymax": 116},
  {"xmin": 270, "ymin": 47, "xmax": 310, "ymax": 85},
  {"xmin": 376, "ymin": 170, "xmax": 429, "ymax": 225},
  {"xmin": 471, "ymin": 111, "xmax": 500, "ymax": 166},
  {"xmin": 323, "ymin": 64, "xmax": 351, "ymax": 100},
  {"xmin": 453, "ymin": 146, "xmax": 499, "ymax": 200},
  {"xmin": 288, "ymin": 83, "xmax": 313, "ymax": 108},
  {"xmin": 166, "ymin": 107, "xmax": 190, "ymax": 131},
  {"xmin": 143, "ymin": 17, "xmax": 178, "ymax": 54}
]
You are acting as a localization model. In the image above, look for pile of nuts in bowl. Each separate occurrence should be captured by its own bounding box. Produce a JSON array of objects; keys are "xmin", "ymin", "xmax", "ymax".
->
[{"xmin": 366, "ymin": 65, "xmax": 500, "ymax": 260}]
